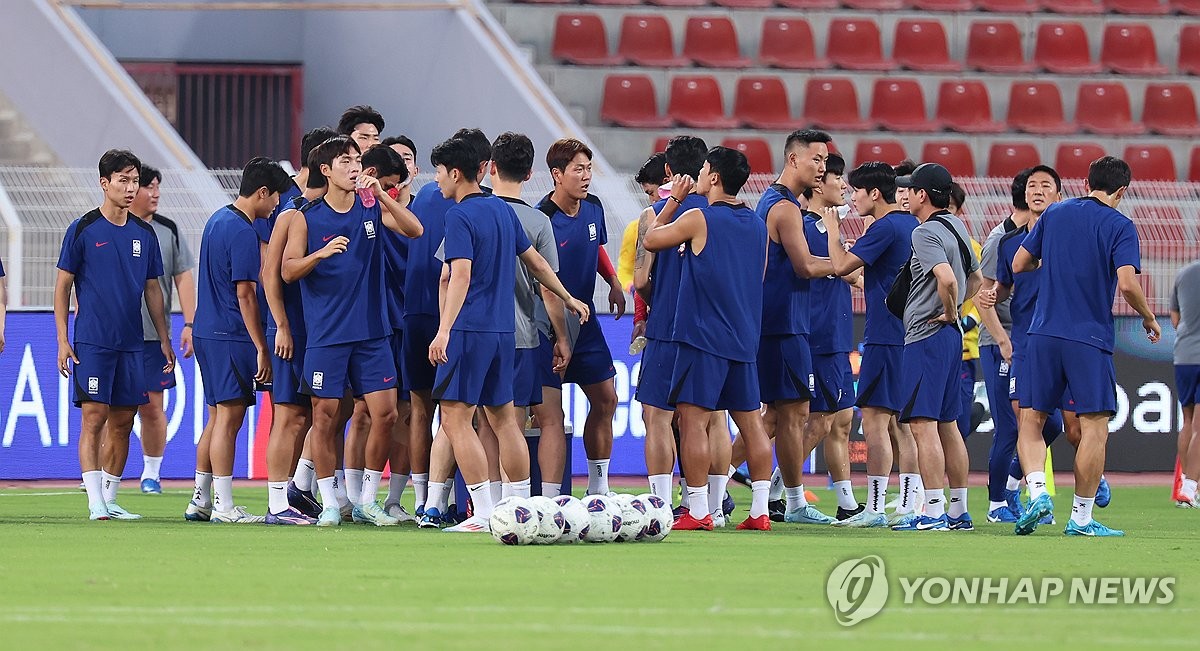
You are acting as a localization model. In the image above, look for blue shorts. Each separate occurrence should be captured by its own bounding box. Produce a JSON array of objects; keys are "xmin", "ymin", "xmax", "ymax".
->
[
  {"xmin": 635, "ymin": 338, "xmax": 678, "ymax": 411},
  {"xmin": 194, "ymin": 337, "xmax": 256, "ymax": 407},
  {"xmin": 669, "ymin": 343, "xmax": 760, "ymax": 412},
  {"xmin": 811, "ymin": 353, "xmax": 855, "ymax": 413},
  {"xmin": 303, "ymin": 337, "xmax": 397, "ymax": 399},
  {"xmin": 1027, "ymin": 334, "xmax": 1116, "ymax": 415},
  {"xmin": 402, "ymin": 314, "xmax": 439, "ymax": 393},
  {"xmin": 72, "ymin": 343, "xmax": 148, "ymax": 407},
  {"xmin": 561, "ymin": 317, "xmax": 616, "ymax": 387},
  {"xmin": 757, "ymin": 334, "xmax": 814, "ymax": 404},
  {"xmin": 1176, "ymin": 364, "xmax": 1200, "ymax": 407},
  {"xmin": 390, "ymin": 329, "xmax": 408, "ymax": 402},
  {"xmin": 514, "ymin": 346, "xmax": 543, "ymax": 408},
  {"xmin": 270, "ymin": 338, "xmax": 309, "ymax": 407},
  {"xmin": 534, "ymin": 332, "xmax": 561, "ymax": 389},
  {"xmin": 1014, "ymin": 347, "xmax": 1075, "ymax": 410},
  {"xmin": 433, "ymin": 331, "xmax": 515, "ymax": 406},
  {"xmin": 856, "ymin": 343, "xmax": 905, "ymax": 412},
  {"xmin": 900, "ymin": 326, "xmax": 963, "ymax": 423},
  {"xmin": 142, "ymin": 340, "xmax": 176, "ymax": 392}
]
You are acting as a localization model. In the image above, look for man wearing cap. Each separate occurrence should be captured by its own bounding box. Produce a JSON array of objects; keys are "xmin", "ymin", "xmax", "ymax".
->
[{"xmin": 892, "ymin": 163, "xmax": 981, "ymax": 532}]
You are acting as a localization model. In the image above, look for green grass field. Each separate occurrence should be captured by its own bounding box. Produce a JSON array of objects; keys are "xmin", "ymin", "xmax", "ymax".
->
[{"xmin": 0, "ymin": 484, "xmax": 1193, "ymax": 650}]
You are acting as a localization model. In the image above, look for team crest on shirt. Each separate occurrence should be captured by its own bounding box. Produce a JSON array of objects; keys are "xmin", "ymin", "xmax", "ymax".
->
[
  {"xmin": 364, "ymin": 220, "xmax": 376, "ymax": 239},
  {"xmin": 809, "ymin": 374, "xmax": 816, "ymax": 392},
  {"xmin": 132, "ymin": 239, "xmax": 142, "ymax": 257},
  {"xmin": 312, "ymin": 371, "xmax": 324, "ymax": 390},
  {"xmin": 588, "ymin": 223, "xmax": 597, "ymax": 241},
  {"xmin": 87, "ymin": 377, "xmax": 99, "ymax": 394}
]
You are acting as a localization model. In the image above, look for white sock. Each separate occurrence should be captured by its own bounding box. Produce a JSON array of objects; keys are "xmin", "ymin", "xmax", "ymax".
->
[
  {"xmin": 768, "ymin": 467, "xmax": 784, "ymax": 501},
  {"xmin": 468, "ymin": 480, "xmax": 495, "ymax": 520},
  {"xmin": 1005, "ymin": 474, "xmax": 1021, "ymax": 491},
  {"xmin": 345, "ymin": 469, "xmax": 364, "ymax": 505},
  {"xmin": 948, "ymin": 487, "xmax": 968, "ymax": 518},
  {"xmin": 489, "ymin": 480, "xmax": 502, "ymax": 505},
  {"xmin": 785, "ymin": 485, "xmax": 808, "ymax": 511},
  {"xmin": 442, "ymin": 479, "xmax": 454, "ymax": 511},
  {"xmin": 833, "ymin": 480, "xmax": 856, "ymax": 510},
  {"xmin": 293, "ymin": 458, "xmax": 316, "ymax": 493},
  {"xmin": 385, "ymin": 473, "xmax": 409, "ymax": 507},
  {"xmin": 587, "ymin": 458, "xmax": 610, "ymax": 495},
  {"xmin": 333, "ymin": 470, "xmax": 350, "ymax": 507},
  {"xmin": 1182, "ymin": 478, "xmax": 1198, "ymax": 501},
  {"xmin": 989, "ymin": 500, "xmax": 1008, "ymax": 511},
  {"xmin": 1026, "ymin": 471, "xmax": 1047, "ymax": 500},
  {"xmin": 750, "ymin": 480, "xmax": 770, "ymax": 518},
  {"xmin": 1071, "ymin": 493, "xmax": 1094, "ymax": 526},
  {"xmin": 897, "ymin": 473, "xmax": 920, "ymax": 514},
  {"xmin": 213, "ymin": 475, "xmax": 234, "ymax": 513},
  {"xmin": 426, "ymin": 480, "xmax": 447, "ymax": 514},
  {"xmin": 913, "ymin": 474, "xmax": 926, "ymax": 513},
  {"xmin": 707, "ymin": 474, "xmax": 729, "ymax": 515},
  {"xmin": 649, "ymin": 474, "xmax": 672, "ymax": 501},
  {"xmin": 925, "ymin": 488, "xmax": 946, "ymax": 519},
  {"xmin": 541, "ymin": 482, "xmax": 562, "ymax": 498},
  {"xmin": 360, "ymin": 469, "xmax": 383, "ymax": 505},
  {"xmin": 317, "ymin": 476, "xmax": 338, "ymax": 508},
  {"xmin": 867, "ymin": 475, "xmax": 888, "ymax": 514},
  {"xmin": 413, "ymin": 473, "xmax": 429, "ymax": 509},
  {"xmin": 509, "ymin": 478, "xmax": 531, "ymax": 498},
  {"xmin": 686, "ymin": 485, "xmax": 709, "ymax": 520},
  {"xmin": 82, "ymin": 470, "xmax": 105, "ymax": 509},
  {"xmin": 101, "ymin": 471, "xmax": 121, "ymax": 503},
  {"xmin": 141, "ymin": 456, "xmax": 162, "ymax": 482},
  {"xmin": 192, "ymin": 471, "xmax": 213, "ymax": 507},
  {"xmin": 268, "ymin": 481, "xmax": 288, "ymax": 513}
]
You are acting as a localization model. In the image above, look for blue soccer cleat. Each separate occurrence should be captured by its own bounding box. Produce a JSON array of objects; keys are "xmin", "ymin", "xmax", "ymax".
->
[
  {"xmin": 265, "ymin": 507, "xmax": 317, "ymax": 525},
  {"xmin": 1095, "ymin": 476, "xmax": 1111, "ymax": 508},
  {"xmin": 315, "ymin": 507, "xmax": 342, "ymax": 527},
  {"xmin": 892, "ymin": 514, "xmax": 949, "ymax": 531},
  {"xmin": 722, "ymin": 491, "xmax": 735, "ymax": 517},
  {"xmin": 140, "ymin": 478, "xmax": 162, "ymax": 494},
  {"xmin": 415, "ymin": 505, "xmax": 426, "ymax": 518},
  {"xmin": 987, "ymin": 506, "xmax": 1018, "ymax": 523},
  {"xmin": 418, "ymin": 506, "xmax": 443, "ymax": 529},
  {"xmin": 184, "ymin": 500, "xmax": 211, "ymax": 522},
  {"xmin": 947, "ymin": 513, "xmax": 974, "ymax": 531},
  {"xmin": 286, "ymin": 482, "xmax": 321, "ymax": 519},
  {"xmin": 1064, "ymin": 519, "xmax": 1124, "ymax": 537},
  {"xmin": 1015, "ymin": 494, "xmax": 1053, "ymax": 535},
  {"xmin": 784, "ymin": 505, "xmax": 834, "ymax": 525},
  {"xmin": 833, "ymin": 510, "xmax": 889, "ymax": 528},
  {"xmin": 1004, "ymin": 488, "xmax": 1023, "ymax": 516}
]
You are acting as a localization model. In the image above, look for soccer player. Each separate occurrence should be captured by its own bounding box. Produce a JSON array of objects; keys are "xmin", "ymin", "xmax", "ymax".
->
[
  {"xmin": 282, "ymin": 136, "xmax": 422, "ymax": 527},
  {"xmin": 823, "ymin": 161, "xmax": 919, "ymax": 527},
  {"xmin": 383, "ymin": 135, "xmax": 420, "ymax": 183},
  {"xmin": 56, "ymin": 149, "xmax": 175, "ymax": 521},
  {"xmin": 891, "ymin": 163, "xmax": 980, "ymax": 532},
  {"xmin": 427, "ymin": 137, "xmax": 587, "ymax": 532},
  {"xmin": 1172, "ymin": 259, "xmax": 1200, "ymax": 508},
  {"xmin": 642, "ymin": 146, "xmax": 774, "ymax": 531},
  {"xmin": 337, "ymin": 105, "xmax": 384, "ymax": 153},
  {"xmin": 1010, "ymin": 156, "xmax": 1160, "ymax": 536},
  {"xmin": 127, "ymin": 165, "xmax": 196, "ymax": 495}
]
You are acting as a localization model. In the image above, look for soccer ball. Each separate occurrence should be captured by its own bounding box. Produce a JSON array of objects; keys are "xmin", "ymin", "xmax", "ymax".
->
[
  {"xmin": 527, "ymin": 495, "xmax": 565, "ymax": 545},
  {"xmin": 637, "ymin": 493, "xmax": 673, "ymax": 542},
  {"xmin": 581, "ymin": 494, "xmax": 622, "ymax": 543},
  {"xmin": 552, "ymin": 495, "xmax": 590, "ymax": 544},
  {"xmin": 490, "ymin": 497, "xmax": 538, "ymax": 546},
  {"xmin": 615, "ymin": 495, "xmax": 650, "ymax": 542}
]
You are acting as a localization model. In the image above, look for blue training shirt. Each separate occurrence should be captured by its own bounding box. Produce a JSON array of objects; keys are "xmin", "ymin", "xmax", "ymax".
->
[
  {"xmin": 194, "ymin": 205, "xmax": 262, "ymax": 342},
  {"xmin": 404, "ymin": 182, "xmax": 454, "ymax": 318},
  {"xmin": 383, "ymin": 227, "xmax": 408, "ymax": 332},
  {"xmin": 646, "ymin": 193, "xmax": 708, "ymax": 342},
  {"xmin": 804, "ymin": 212, "xmax": 853, "ymax": 355},
  {"xmin": 756, "ymin": 183, "xmax": 810, "ymax": 337},
  {"xmin": 57, "ymin": 209, "xmax": 164, "ymax": 352},
  {"xmin": 849, "ymin": 210, "xmax": 919, "ymax": 346},
  {"xmin": 995, "ymin": 224, "xmax": 1037, "ymax": 351},
  {"xmin": 537, "ymin": 193, "xmax": 607, "ymax": 308},
  {"xmin": 1021, "ymin": 196, "xmax": 1141, "ymax": 353},
  {"xmin": 268, "ymin": 194, "xmax": 310, "ymax": 341},
  {"xmin": 254, "ymin": 179, "xmax": 301, "ymax": 328},
  {"xmin": 442, "ymin": 194, "xmax": 532, "ymax": 333}
]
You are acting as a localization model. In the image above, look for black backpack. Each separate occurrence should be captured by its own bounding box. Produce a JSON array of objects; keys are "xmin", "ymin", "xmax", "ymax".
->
[{"xmin": 885, "ymin": 214, "xmax": 973, "ymax": 320}]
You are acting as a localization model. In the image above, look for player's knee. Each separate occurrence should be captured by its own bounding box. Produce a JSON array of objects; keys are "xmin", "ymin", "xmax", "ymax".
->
[{"xmin": 592, "ymin": 386, "xmax": 618, "ymax": 414}]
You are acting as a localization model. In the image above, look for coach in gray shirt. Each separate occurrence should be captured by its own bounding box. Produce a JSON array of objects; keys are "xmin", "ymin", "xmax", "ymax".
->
[{"xmin": 1171, "ymin": 260, "xmax": 1200, "ymax": 506}]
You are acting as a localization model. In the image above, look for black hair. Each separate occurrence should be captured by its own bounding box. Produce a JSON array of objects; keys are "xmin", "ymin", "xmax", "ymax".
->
[
  {"xmin": 307, "ymin": 136, "xmax": 361, "ymax": 184},
  {"xmin": 431, "ymin": 137, "xmax": 480, "ymax": 181},
  {"xmin": 300, "ymin": 127, "xmax": 339, "ymax": 170},
  {"xmin": 924, "ymin": 188, "xmax": 951, "ymax": 210},
  {"xmin": 452, "ymin": 128, "xmax": 491, "ymax": 167},
  {"xmin": 139, "ymin": 164, "xmax": 162, "ymax": 187},
  {"xmin": 99, "ymin": 149, "xmax": 141, "ymax": 179},
  {"xmin": 1010, "ymin": 168, "xmax": 1033, "ymax": 211},
  {"xmin": 705, "ymin": 146, "xmax": 751, "ymax": 196},
  {"xmin": 948, "ymin": 181, "xmax": 966, "ymax": 212},
  {"xmin": 305, "ymin": 168, "xmax": 328, "ymax": 190},
  {"xmin": 336, "ymin": 105, "xmax": 384, "ymax": 136},
  {"xmin": 361, "ymin": 144, "xmax": 409, "ymax": 184},
  {"xmin": 784, "ymin": 129, "xmax": 832, "ymax": 155},
  {"xmin": 382, "ymin": 135, "xmax": 418, "ymax": 160},
  {"xmin": 894, "ymin": 159, "xmax": 918, "ymax": 177},
  {"xmin": 238, "ymin": 156, "xmax": 292, "ymax": 198},
  {"xmin": 635, "ymin": 152, "xmax": 667, "ymax": 186},
  {"xmin": 1088, "ymin": 156, "xmax": 1133, "ymax": 194},
  {"xmin": 665, "ymin": 135, "xmax": 708, "ymax": 179},
  {"xmin": 846, "ymin": 161, "xmax": 897, "ymax": 204},
  {"xmin": 803, "ymin": 152, "xmax": 846, "ymax": 200},
  {"xmin": 546, "ymin": 138, "xmax": 593, "ymax": 172},
  {"xmin": 491, "ymin": 132, "xmax": 535, "ymax": 183},
  {"xmin": 1024, "ymin": 164, "xmax": 1062, "ymax": 193}
]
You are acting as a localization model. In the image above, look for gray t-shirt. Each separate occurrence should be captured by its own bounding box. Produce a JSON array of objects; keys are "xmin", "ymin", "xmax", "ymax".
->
[
  {"xmin": 978, "ymin": 218, "xmax": 1015, "ymax": 347},
  {"xmin": 903, "ymin": 212, "xmax": 979, "ymax": 345},
  {"xmin": 1172, "ymin": 260, "xmax": 1200, "ymax": 364},
  {"xmin": 507, "ymin": 198, "xmax": 559, "ymax": 349},
  {"xmin": 141, "ymin": 214, "xmax": 194, "ymax": 341}
]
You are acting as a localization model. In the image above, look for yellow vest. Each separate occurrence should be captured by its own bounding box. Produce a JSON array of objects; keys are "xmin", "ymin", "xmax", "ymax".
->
[
  {"xmin": 617, "ymin": 219, "xmax": 639, "ymax": 291},
  {"xmin": 961, "ymin": 237, "xmax": 983, "ymax": 361}
]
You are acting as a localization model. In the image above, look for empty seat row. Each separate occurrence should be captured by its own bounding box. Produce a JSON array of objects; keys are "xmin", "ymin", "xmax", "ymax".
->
[
  {"xmin": 554, "ymin": 14, "xmax": 1200, "ymax": 75},
  {"xmin": 527, "ymin": 0, "xmax": 1200, "ymax": 16}
]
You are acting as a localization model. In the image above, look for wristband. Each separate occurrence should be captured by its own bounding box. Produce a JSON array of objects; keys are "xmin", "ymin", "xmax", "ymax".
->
[
  {"xmin": 183, "ymin": 323, "xmax": 193, "ymax": 328},
  {"xmin": 669, "ymin": 196, "xmax": 683, "ymax": 205}
]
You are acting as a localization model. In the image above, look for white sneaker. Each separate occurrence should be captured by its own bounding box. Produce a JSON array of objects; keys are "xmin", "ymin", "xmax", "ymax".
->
[
  {"xmin": 211, "ymin": 506, "xmax": 266, "ymax": 524},
  {"xmin": 712, "ymin": 510, "xmax": 727, "ymax": 529},
  {"xmin": 384, "ymin": 503, "xmax": 416, "ymax": 523},
  {"xmin": 1177, "ymin": 496, "xmax": 1200, "ymax": 509},
  {"xmin": 105, "ymin": 502, "xmax": 142, "ymax": 520},
  {"xmin": 443, "ymin": 516, "xmax": 490, "ymax": 533}
]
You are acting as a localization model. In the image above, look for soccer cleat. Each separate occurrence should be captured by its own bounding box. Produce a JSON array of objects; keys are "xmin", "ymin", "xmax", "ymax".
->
[
  {"xmin": 1014, "ymin": 494, "xmax": 1053, "ymax": 536},
  {"xmin": 784, "ymin": 505, "xmax": 834, "ymax": 524},
  {"xmin": 140, "ymin": 478, "xmax": 162, "ymax": 494},
  {"xmin": 105, "ymin": 502, "xmax": 142, "ymax": 520},
  {"xmin": 1004, "ymin": 488, "xmax": 1023, "ymax": 516},
  {"xmin": 736, "ymin": 514, "xmax": 771, "ymax": 530},
  {"xmin": 1038, "ymin": 513, "xmax": 1056, "ymax": 525},
  {"xmin": 350, "ymin": 505, "xmax": 372, "ymax": 524},
  {"xmin": 418, "ymin": 507, "xmax": 443, "ymax": 529},
  {"xmin": 768, "ymin": 499, "xmax": 786, "ymax": 522},
  {"xmin": 355, "ymin": 502, "xmax": 400, "ymax": 527},
  {"xmin": 184, "ymin": 500, "xmax": 212, "ymax": 522},
  {"xmin": 1064, "ymin": 519, "xmax": 1124, "ymax": 537},
  {"xmin": 888, "ymin": 512, "xmax": 919, "ymax": 528},
  {"xmin": 987, "ymin": 506, "xmax": 1019, "ymax": 523},
  {"xmin": 384, "ymin": 503, "xmax": 416, "ymax": 523},
  {"xmin": 316, "ymin": 507, "xmax": 342, "ymax": 527},
  {"xmin": 722, "ymin": 491, "xmax": 735, "ymax": 517},
  {"xmin": 712, "ymin": 510, "xmax": 727, "ymax": 529},
  {"xmin": 892, "ymin": 514, "xmax": 949, "ymax": 531},
  {"xmin": 672, "ymin": 505, "xmax": 687, "ymax": 520},
  {"xmin": 286, "ymin": 482, "xmax": 321, "ymax": 519},
  {"xmin": 210, "ymin": 506, "xmax": 266, "ymax": 524},
  {"xmin": 1176, "ymin": 496, "xmax": 1200, "ymax": 509},
  {"xmin": 1095, "ymin": 476, "xmax": 1111, "ymax": 508},
  {"xmin": 836, "ymin": 503, "xmax": 865, "ymax": 521},
  {"xmin": 415, "ymin": 505, "xmax": 426, "ymax": 518},
  {"xmin": 265, "ymin": 507, "xmax": 317, "ymax": 525},
  {"xmin": 832, "ymin": 510, "xmax": 888, "ymax": 528},
  {"xmin": 673, "ymin": 510, "xmax": 715, "ymax": 531},
  {"xmin": 339, "ymin": 503, "xmax": 354, "ymax": 520},
  {"xmin": 443, "ymin": 516, "xmax": 490, "ymax": 533},
  {"xmin": 947, "ymin": 513, "xmax": 974, "ymax": 531},
  {"xmin": 88, "ymin": 504, "xmax": 111, "ymax": 521}
]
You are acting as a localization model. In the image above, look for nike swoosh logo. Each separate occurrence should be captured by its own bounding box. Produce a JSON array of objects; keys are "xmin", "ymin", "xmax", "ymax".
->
[
  {"xmin": 160, "ymin": 380, "xmax": 171, "ymax": 387},
  {"xmin": 384, "ymin": 376, "xmax": 395, "ymax": 383},
  {"xmin": 559, "ymin": 240, "xmax": 568, "ymax": 247},
  {"xmin": 95, "ymin": 242, "xmax": 110, "ymax": 247},
  {"xmin": 323, "ymin": 235, "xmax": 336, "ymax": 242}
]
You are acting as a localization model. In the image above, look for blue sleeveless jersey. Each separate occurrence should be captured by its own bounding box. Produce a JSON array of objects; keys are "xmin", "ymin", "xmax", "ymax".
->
[
  {"xmin": 646, "ymin": 193, "xmax": 709, "ymax": 342},
  {"xmin": 268, "ymin": 193, "xmax": 308, "ymax": 340},
  {"xmin": 804, "ymin": 211, "xmax": 853, "ymax": 354},
  {"xmin": 537, "ymin": 193, "xmax": 607, "ymax": 308},
  {"xmin": 756, "ymin": 183, "xmax": 809, "ymax": 336}
]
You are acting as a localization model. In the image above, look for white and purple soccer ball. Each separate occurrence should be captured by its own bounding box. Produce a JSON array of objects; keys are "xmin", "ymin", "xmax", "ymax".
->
[
  {"xmin": 527, "ymin": 495, "xmax": 566, "ymax": 545},
  {"xmin": 552, "ymin": 495, "xmax": 590, "ymax": 544},
  {"xmin": 581, "ymin": 494, "xmax": 622, "ymax": 543},
  {"xmin": 490, "ymin": 497, "xmax": 538, "ymax": 546},
  {"xmin": 637, "ymin": 493, "xmax": 672, "ymax": 542},
  {"xmin": 615, "ymin": 495, "xmax": 650, "ymax": 542}
]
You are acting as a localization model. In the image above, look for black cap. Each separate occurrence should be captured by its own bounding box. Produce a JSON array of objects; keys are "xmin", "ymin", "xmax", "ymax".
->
[{"xmin": 896, "ymin": 163, "xmax": 953, "ymax": 195}]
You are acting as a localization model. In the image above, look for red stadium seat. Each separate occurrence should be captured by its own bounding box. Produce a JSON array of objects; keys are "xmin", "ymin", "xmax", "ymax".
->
[
  {"xmin": 936, "ymin": 81, "xmax": 1004, "ymax": 133},
  {"xmin": 921, "ymin": 141, "xmax": 976, "ymax": 178},
  {"xmin": 1034, "ymin": 22, "xmax": 1102, "ymax": 74},
  {"xmin": 1007, "ymin": 82, "xmax": 1075, "ymax": 134},
  {"xmin": 893, "ymin": 20, "xmax": 962, "ymax": 72},
  {"xmin": 684, "ymin": 17, "xmax": 751, "ymax": 68},
  {"xmin": 1124, "ymin": 145, "xmax": 1178, "ymax": 181},
  {"xmin": 647, "ymin": 0, "xmax": 708, "ymax": 7},
  {"xmin": 776, "ymin": 0, "xmax": 838, "ymax": 7},
  {"xmin": 722, "ymin": 138, "xmax": 775, "ymax": 174},
  {"xmin": 618, "ymin": 16, "xmax": 690, "ymax": 67},
  {"xmin": 1143, "ymin": 84, "xmax": 1200, "ymax": 136},
  {"xmin": 667, "ymin": 76, "xmax": 738, "ymax": 129},
  {"xmin": 1101, "ymin": 24, "xmax": 1167, "ymax": 74},
  {"xmin": 714, "ymin": 0, "xmax": 773, "ymax": 7},
  {"xmin": 584, "ymin": 0, "xmax": 642, "ymax": 5},
  {"xmin": 759, "ymin": 18, "xmax": 828, "ymax": 70},
  {"xmin": 652, "ymin": 137, "xmax": 670, "ymax": 153},
  {"xmin": 1191, "ymin": 146, "xmax": 1200, "ymax": 181},
  {"xmin": 1175, "ymin": 0, "xmax": 1200, "ymax": 13},
  {"xmin": 986, "ymin": 143, "xmax": 1040, "ymax": 178},
  {"xmin": 870, "ymin": 79, "xmax": 937, "ymax": 132},
  {"xmin": 966, "ymin": 21, "xmax": 1033, "ymax": 73},
  {"xmin": 827, "ymin": 19, "xmax": 896, "ymax": 71},
  {"xmin": 600, "ymin": 75, "xmax": 672, "ymax": 128},
  {"xmin": 854, "ymin": 140, "xmax": 908, "ymax": 166},
  {"xmin": 515, "ymin": 0, "xmax": 572, "ymax": 4},
  {"xmin": 733, "ymin": 77, "xmax": 799, "ymax": 130},
  {"xmin": 1132, "ymin": 205, "xmax": 1186, "ymax": 242},
  {"xmin": 842, "ymin": 0, "xmax": 904, "ymax": 9},
  {"xmin": 1180, "ymin": 25, "xmax": 1200, "ymax": 75},
  {"xmin": 912, "ymin": 0, "xmax": 973, "ymax": 9},
  {"xmin": 1054, "ymin": 143, "xmax": 1107, "ymax": 179},
  {"xmin": 552, "ymin": 14, "xmax": 622, "ymax": 66},
  {"xmin": 977, "ymin": 0, "xmax": 1037, "ymax": 9},
  {"xmin": 1041, "ymin": 0, "xmax": 1104, "ymax": 13},
  {"xmin": 803, "ymin": 78, "xmax": 872, "ymax": 131},
  {"xmin": 1105, "ymin": 0, "xmax": 1170, "ymax": 13},
  {"xmin": 1076, "ymin": 83, "xmax": 1145, "ymax": 135}
]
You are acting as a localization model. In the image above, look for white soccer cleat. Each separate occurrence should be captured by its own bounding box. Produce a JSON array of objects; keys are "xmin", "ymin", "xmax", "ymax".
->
[
  {"xmin": 210, "ymin": 506, "xmax": 266, "ymax": 524},
  {"xmin": 384, "ymin": 503, "xmax": 416, "ymax": 523},
  {"xmin": 104, "ymin": 502, "xmax": 142, "ymax": 520},
  {"xmin": 443, "ymin": 516, "xmax": 490, "ymax": 533}
]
